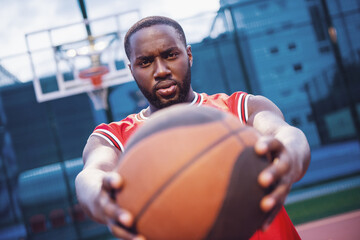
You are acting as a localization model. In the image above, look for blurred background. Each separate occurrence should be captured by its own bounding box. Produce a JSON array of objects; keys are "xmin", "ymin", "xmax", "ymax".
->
[{"xmin": 0, "ymin": 0, "xmax": 359, "ymax": 239}]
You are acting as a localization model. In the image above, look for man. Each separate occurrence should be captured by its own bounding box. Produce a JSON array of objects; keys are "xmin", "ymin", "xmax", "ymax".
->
[{"xmin": 75, "ymin": 16, "xmax": 310, "ymax": 240}]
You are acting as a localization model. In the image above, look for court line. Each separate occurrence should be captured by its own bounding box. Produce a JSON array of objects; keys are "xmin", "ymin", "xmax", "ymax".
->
[
  {"xmin": 296, "ymin": 209, "xmax": 360, "ymax": 231},
  {"xmin": 286, "ymin": 175, "xmax": 360, "ymax": 204}
]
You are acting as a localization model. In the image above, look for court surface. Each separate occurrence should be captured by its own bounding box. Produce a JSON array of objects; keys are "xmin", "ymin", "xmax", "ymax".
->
[{"xmin": 296, "ymin": 209, "xmax": 360, "ymax": 240}]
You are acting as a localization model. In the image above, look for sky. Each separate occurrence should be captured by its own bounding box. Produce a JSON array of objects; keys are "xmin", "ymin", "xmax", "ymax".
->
[
  {"xmin": 0, "ymin": 0, "xmax": 220, "ymax": 82},
  {"xmin": 0, "ymin": 0, "xmax": 220, "ymax": 58}
]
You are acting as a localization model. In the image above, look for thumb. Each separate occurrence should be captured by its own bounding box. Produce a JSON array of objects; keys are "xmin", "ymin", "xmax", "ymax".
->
[{"xmin": 103, "ymin": 172, "xmax": 123, "ymax": 190}]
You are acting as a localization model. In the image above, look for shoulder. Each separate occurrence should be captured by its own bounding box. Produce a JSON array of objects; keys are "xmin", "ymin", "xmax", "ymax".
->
[
  {"xmin": 201, "ymin": 91, "xmax": 249, "ymax": 104},
  {"xmin": 97, "ymin": 109, "xmax": 147, "ymax": 131},
  {"xmin": 246, "ymin": 95, "xmax": 284, "ymax": 125},
  {"xmin": 247, "ymin": 95, "xmax": 282, "ymax": 115},
  {"xmin": 91, "ymin": 109, "xmax": 147, "ymax": 152},
  {"xmin": 200, "ymin": 91, "xmax": 250, "ymax": 124}
]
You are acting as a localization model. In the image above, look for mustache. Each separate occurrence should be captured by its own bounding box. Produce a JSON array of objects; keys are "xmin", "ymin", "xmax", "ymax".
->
[{"xmin": 154, "ymin": 79, "xmax": 178, "ymax": 91}]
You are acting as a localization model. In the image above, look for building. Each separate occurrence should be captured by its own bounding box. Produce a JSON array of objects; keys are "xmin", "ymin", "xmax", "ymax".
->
[
  {"xmin": 201, "ymin": 0, "xmax": 360, "ymax": 146},
  {"xmin": 0, "ymin": 64, "xmax": 21, "ymax": 87}
]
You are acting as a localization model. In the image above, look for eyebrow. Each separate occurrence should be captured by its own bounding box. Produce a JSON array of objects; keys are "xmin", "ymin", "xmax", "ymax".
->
[
  {"xmin": 136, "ymin": 55, "xmax": 153, "ymax": 61},
  {"xmin": 161, "ymin": 47, "xmax": 179, "ymax": 56},
  {"xmin": 135, "ymin": 47, "xmax": 180, "ymax": 61}
]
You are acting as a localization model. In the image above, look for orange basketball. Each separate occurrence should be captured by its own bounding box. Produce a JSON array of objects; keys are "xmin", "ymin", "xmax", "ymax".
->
[{"xmin": 115, "ymin": 104, "xmax": 276, "ymax": 240}]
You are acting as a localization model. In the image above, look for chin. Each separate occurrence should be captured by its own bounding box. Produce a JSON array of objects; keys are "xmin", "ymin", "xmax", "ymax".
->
[{"xmin": 158, "ymin": 97, "xmax": 182, "ymax": 109}]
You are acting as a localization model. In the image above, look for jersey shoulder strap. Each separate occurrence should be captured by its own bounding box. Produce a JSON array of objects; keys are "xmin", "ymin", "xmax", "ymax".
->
[{"xmin": 225, "ymin": 92, "xmax": 251, "ymax": 124}]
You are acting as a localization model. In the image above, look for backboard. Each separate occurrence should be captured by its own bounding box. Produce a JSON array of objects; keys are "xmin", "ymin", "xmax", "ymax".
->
[{"xmin": 26, "ymin": 10, "xmax": 140, "ymax": 105}]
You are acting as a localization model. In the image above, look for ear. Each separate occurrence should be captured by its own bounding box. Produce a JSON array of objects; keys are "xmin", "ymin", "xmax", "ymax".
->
[
  {"xmin": 128, "ymin": 63, "xmax": 133, "ymax": 75},
  {"xmin": 186, "ymin": 45, "xmax": 193, "ymax": 67}
]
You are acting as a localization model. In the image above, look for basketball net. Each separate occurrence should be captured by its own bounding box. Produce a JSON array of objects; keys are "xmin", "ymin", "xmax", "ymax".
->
[
  {"xmin": 87, "ymin": 88, "xmax": 108, "ymax": 110},
  {"xmin": 79, "ymin": 65, "xmax": 109, "ymax": 110}
]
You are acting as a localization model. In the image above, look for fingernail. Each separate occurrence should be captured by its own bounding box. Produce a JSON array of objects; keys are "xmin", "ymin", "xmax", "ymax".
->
[
  {"xmin": 256, "ymin": 142, "xmax": 267, "ymax": 151},
  {"xmin": 119, "ymin": 213, "xmax": 132, "ymax": 225},
  {"xmin": 265, "ymin": 198, "xmax": 275, "ymax": 209},
  {"xmin": 133, "ymin": 235, "xmax": 146, "ymax": 240},
  {"xmin": 259, "ymin": 141, "xmax": 267, "ymax": 148},
  {"xmin": 110, "ymin": 174, "xmax": 122, "ymax": 188},
  {"xmin": 260, "ymin": 172, "xmax": 273, "ymax": 185},
  {"xmin": 111, "ymin": 174, "xmax": 120, "ymax": 182}
]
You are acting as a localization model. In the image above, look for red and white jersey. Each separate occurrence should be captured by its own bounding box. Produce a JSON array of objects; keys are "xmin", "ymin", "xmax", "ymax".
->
[
  {"xmin": 90, "ymin": 91, "xmax": 300, "ymax": 240},
  {"xmin": 91, "ymin": 91, "xmax": 250, "ymax": 152}
]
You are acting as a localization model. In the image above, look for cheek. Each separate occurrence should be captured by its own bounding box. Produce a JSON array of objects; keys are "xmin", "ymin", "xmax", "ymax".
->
[
  {"xmin": 171, "ymin": 60, "xmax": 190, "ymax": 75},
  {"xmin": 133, "ymin": 70, "xmax": 154, "ymax": 89}
]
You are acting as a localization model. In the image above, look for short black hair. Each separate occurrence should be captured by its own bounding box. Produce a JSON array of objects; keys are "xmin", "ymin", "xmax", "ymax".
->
[{"xmin": 124, "ymin": 16, "xmax": 187, "ymax": 60}]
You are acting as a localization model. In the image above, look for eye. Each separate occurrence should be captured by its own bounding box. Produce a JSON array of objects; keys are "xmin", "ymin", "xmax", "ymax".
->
[
  {"xmin": 166, "ymin": 51, "xmax": 179, "ymax": 59},
  {"xmin": 138, "ymin": 58, "xmax": 152, "ymax": 68}
]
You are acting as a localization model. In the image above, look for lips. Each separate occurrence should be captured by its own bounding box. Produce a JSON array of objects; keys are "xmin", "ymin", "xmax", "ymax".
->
[{"xmin": 155, "ymin": 80, "xmax": 177, "ymax": 97}]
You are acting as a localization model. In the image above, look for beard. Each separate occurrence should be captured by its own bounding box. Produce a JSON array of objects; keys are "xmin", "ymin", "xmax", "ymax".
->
[{"xmin": 135, "ymin": 63, "xmax": 192, "ymax": 110}]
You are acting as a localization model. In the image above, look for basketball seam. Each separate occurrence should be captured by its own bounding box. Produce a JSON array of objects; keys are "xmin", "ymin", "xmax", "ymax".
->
[
  {"xmin": 133, "ymin": 125, "xmax": 247, "ymax": 229},
  {"xmin": 220, "ymin": 118, "xmax": 247, "ymax": 146}
]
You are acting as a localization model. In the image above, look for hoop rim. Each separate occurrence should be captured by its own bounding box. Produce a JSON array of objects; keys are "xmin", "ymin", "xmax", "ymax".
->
[{"xmin": 79, "ymin": 65, "xmax": 109, "ymax": 79}]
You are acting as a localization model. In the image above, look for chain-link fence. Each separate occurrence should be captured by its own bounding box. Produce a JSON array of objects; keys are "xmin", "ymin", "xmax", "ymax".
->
[{"xmin": 0, "ymin": 0, "xmax": 359, "ymax": 239}]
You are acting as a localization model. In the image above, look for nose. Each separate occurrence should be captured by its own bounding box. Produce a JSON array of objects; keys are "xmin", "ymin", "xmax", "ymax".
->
[{"xmin": 153, "ymin": 58, "xmax": 171, "ymax": 79}]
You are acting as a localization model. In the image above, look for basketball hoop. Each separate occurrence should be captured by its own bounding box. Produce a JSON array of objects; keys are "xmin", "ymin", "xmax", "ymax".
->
[
  {"xmin": 87, "ymin": 88, "xmax": 109, "ymax": 110},
  {"xmin": 79, "ymin": 65, "xmax": 110, "ymax": 110},
  {"xmin": 79, "ymin": 65, "xmax": 109, "ymax": 87}
]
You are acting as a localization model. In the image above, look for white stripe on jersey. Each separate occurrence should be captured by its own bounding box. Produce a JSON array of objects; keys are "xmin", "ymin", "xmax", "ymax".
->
[
  {"xmin": 92, "ymin": 129, "xmax": 125, "ymax": 152},
  {"xmin": 91, "ymin": 133, "xmax": 116, "ymax": 148},
  {"xmin": 244, "ymin": 94, "xmax": 250, "ymax": 122},
  {"xmin": 190, "ymin": 92, "xmax": 198, "ymax": 105},
  {"xmin": 136, "ymin": 108, "xmax": 148, "ymax": 121},
  {"xmin": 237, "ymin": 93, "xmax": 251, "ymax": 124},
  {"xmin": 137, "ymin": 92, "xmax": 202, "ymax": 120}
]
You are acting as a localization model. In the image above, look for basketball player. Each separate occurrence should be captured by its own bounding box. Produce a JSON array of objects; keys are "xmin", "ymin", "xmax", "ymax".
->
[{"xmin": 75, "ymin": 16, "xmax": 310, "ymax": 240}]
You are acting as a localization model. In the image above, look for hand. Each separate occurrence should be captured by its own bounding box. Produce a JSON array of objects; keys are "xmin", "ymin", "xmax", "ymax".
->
[
  {"xmin": 254, "ymin": 136, "xmax": 301, "ymax": 230},
  {"xmin": 77, "ymin": 170, "xmax": 145, "ymax": 240},
  {"xmin": 102, "ymin": 173, "xmax": 146, "ymax": 240}
]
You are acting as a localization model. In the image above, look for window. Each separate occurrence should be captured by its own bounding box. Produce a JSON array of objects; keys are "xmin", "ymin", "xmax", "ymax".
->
[
  {"xmin": 266, "ymin": 28, "xmax": 275, "ymax": 35},
  {"xmin": 288, "ymin": 42, "xmax": 297, "ymax": 50},
  {"xmin": 293, "ymin": 63, "xmax": 303, "ymax": 72},
  {"xmin": 270, "ymin": 46, "xmax": 279, "ymax": 54},
  {"xmin": 257, "ymin": 2, "xmax": 269, "ymax": 11},
  {"xmin": 319, "ymin": 45, "xmax": 331, "ymax": 53},
  {"xmin": 282, "ymin": 21, "xmax": 293, "ymax": 30},
  {"xmin": 280, "ymin": 89, "xmax": 292, "ymax": 97}
]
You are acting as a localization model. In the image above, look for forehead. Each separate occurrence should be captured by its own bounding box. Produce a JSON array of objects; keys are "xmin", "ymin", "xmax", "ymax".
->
[{"xmin": 129, "ymin": 24, "xmax": 184, "ymax": 59}]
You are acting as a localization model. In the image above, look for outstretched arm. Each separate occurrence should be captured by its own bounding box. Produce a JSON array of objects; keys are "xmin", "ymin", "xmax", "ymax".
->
[
  {"xmin": 75, "ymin": 136, "xmax": 144, "ymax": 240},
  {"xmin": 246, "ymin": 95, "xmax": 311, "ymax": 228}
]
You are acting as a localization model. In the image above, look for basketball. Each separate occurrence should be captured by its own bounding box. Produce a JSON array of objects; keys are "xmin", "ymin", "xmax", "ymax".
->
[{"xmin": 115, "ymin": 104, "xmax": 276, "ymax": 240}]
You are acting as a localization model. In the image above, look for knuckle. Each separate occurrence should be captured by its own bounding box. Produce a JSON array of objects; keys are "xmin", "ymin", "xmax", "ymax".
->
[{"xmin": 98, "ymin": 194, "xmax": 109, "ymax": 207}]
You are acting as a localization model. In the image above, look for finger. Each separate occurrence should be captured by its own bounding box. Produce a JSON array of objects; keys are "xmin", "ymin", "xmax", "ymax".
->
[
  {"xmin": 260, "ymin": 183, "xmax": 289, "ymax": 212},
  {"xmin": 265, "ymin": 138, "xmax": 284, "ymax": 153},
  {"xmin": 108, "ymin": 222, "xmax": 134, "ymax": 240},
  {"xmin": 260, "ymin": 183, "xmax": 289, "ymax": 231},
  {"xmin": 108, "ymin": 221, "xmax": 146, "ymax": 240},
  {"xmin": 257, "ymin": 170, "xmax": 274, "ymax": 189},
  {"xmin": 103, "ymin": 172, "xmax": 123, "ymax": 191},
  {"xmin": 102, "ymin": 173, "xmax": 122, "ymax": 200},
  {"xmin": 258, "ymin": 156, "xmax": 290, "ymax": 188},
  {"xmin": 261, "ymin": 202, "xmax": 282, "ymax": 231},
  {"xmin": 260, "ymin": 195, "xmax": 276, "ymax": 213},
  {"xmin": 254, "ymin": 136, "xmax": 271, "ymax": 155},
  {"xmin": 254, "ymin": 137, "xmax": 283, "ymax": 156},
  {"xmin": 99, "ymin": 193, "xmax": 134, "ymax": 228}
]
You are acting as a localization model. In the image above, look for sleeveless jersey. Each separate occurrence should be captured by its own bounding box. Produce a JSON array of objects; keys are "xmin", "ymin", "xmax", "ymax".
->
[{"xmin": 91, "ymin": 91, "xmax": 300, "ymax": 240}]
